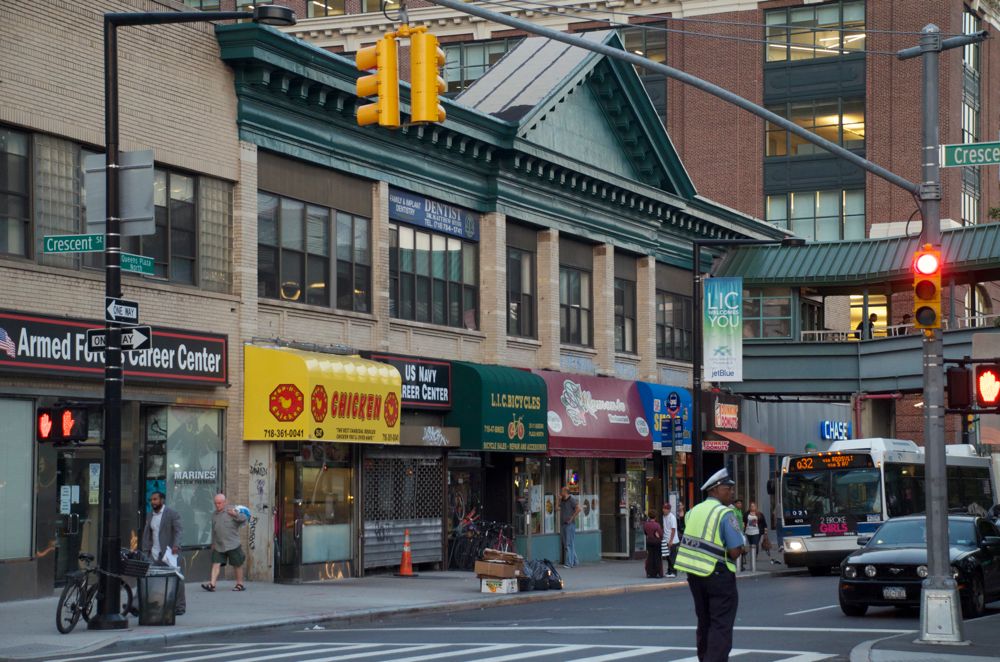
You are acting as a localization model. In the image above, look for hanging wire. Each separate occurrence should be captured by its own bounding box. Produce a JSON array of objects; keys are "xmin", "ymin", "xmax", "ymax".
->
[
  {"xmin": 469, "ymin": 0, "xmax": 966, "ymax": 38},
  {"xmin": 466, "ymin": 0, "xmax": 907, "ymax": 56}
]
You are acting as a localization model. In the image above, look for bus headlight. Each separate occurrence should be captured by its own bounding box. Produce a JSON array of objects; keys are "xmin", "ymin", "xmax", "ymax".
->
[
  {"xmin": 865, "ymin": 565, "xmax": 877, "ymax": 578},
  {"xmin": 843, "ymin": 565, "xmax": 857, "ymax": 579},
  {"xmin": 786, "ymin": 538, "xmax": 805, "ymax": 552},
  {"xmin": 917, "ymin": 565, "xmax": 928, "ymax": 578}
]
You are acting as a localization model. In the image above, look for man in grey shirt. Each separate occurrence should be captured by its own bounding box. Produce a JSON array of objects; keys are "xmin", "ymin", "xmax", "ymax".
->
[
  {"xmin": 202, "ymin": 493, "xmax": 247, "ymax": 592},
  {"xmin": 559, "ymin": 486, "xmax": 582, "ymax": 568}
]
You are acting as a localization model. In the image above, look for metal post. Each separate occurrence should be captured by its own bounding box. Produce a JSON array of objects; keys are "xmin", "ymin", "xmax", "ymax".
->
[
  {"xmin": 913, "ymin": 24, "xmax": 963, "ymax": 645},
  {"xmin": 90, "ymin": 16, "xmax": 126, "ymax": 630},
  {"xmin": 691, "ymin": 243, "xmax": 703, "ymax": 506}
]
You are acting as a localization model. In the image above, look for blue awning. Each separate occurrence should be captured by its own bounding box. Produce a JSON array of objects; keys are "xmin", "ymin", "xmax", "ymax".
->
[{"xmin": 636, "ymin": 382, "xmax": 692, "ymax": 453}]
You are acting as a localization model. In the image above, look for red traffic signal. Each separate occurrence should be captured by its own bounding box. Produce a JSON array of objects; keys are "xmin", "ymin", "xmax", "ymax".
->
[
  {"xmin": 37, "ymin": 407, "xmax": 89, "ymax": 443},
  {"xmin": 974, "ymin": 365, "xmax": 1000, "ymax": 407},
  {"xmin": 912, "ymin": 245, "xmax": 942, "ymax": 329}
]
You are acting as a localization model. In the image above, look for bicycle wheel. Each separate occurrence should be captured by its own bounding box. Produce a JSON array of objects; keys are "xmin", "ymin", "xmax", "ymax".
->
[
  {"xmin": 120, "ymin": 580, "xmax": 134, "ymax": 618},
  {"xmin": 56, "ymin": 582, "xmax": 84, "ymax": 634},
  {"xmin": 80, "ymin": 579, "xmax": 133, "ymax": 621}
]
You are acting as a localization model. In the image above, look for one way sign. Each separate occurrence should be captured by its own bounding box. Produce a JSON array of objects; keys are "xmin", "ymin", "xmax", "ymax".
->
[
  {"xmin": 106, "ymin": 297, "xmax": 139, "ymax": 325},
  {"xmin": 87, "ymin": 326, "xmax": 152, "ymax": 353}
]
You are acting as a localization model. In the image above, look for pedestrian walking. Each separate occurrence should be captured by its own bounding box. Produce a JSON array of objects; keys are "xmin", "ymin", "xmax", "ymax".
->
[
  {"xmin": 676, "ymin": 501, "xmax": 686, "ymax": 537},
  {"xmin": 559, "ymin": 486, "xmax": 582, "ymax": 568},
  {"xmin": 732, "ymin": 498, "xmax": 745, "ymax": 571},
  {"xmin": 202, "ymin": 493, "xmax": 248, "ymax": 592},
  {"xmin": 743, "ymin": 501, "xmax": 767, "ymax": 572},
  {"xmin": 141, "ymin": 491, "xmax": 186, "ymax": 615},
  {"xmin": 662, "ymin": 502, "xmax": 680, "ymax": 577},
  {"xmin": 675, "ymin": 469, "xmax": 746, "ymax": 662},
  {"xmin": 643, "ymin": 511, "xmax": 664, "ymax": 578}
]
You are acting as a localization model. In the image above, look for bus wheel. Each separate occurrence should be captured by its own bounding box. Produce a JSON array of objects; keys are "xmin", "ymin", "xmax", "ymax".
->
[{"xmin": 807, "ymin": 566, "xmax": 830, "ymax": 577}]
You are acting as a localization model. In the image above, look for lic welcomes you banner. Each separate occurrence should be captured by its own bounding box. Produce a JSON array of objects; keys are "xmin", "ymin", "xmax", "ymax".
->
[{"xmin": 703, "ymin": 277, "xmax": 743, "ymax": 382}]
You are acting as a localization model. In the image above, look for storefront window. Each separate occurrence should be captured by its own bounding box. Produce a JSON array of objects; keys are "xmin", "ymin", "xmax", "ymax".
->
[
  {"xmin": 144, "ymin": 407, "xmax": 223, "ymax": 548},
  {"xmin": 301, "ymin": 464, "xmax": 353, "ymax": 563},
  {"xmin": 0, "ymin": 399, "xmax": 32, "ymax": 560},
  {"xmin": 513, "ymin": 457, "xmax": 543, "ymax": 537},
  {"xmin": 565, "ymin": 459, "xmax": 600, "ymax": 531}
]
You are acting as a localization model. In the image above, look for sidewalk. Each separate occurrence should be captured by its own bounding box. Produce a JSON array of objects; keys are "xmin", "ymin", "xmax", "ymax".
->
[
  {"xmin": 850, "ymin": 612, "xmax": 1000, "ymax": 662},
  {"xmin": 0, "ymin": 559, "xmax": 787, "ymax": 661}
]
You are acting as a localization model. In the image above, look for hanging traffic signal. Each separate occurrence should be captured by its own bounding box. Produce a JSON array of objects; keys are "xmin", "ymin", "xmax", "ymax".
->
[
  {"xmin": 974, "ymin": 364, "xmax": 1000, "ymax": 408},
  {"xmin": 356, "ymin": 34, "xmax": 400, "ymax": 128},
  {"xmin": 37, "ymin": 406, "xmax": 89, "ymax": 443},
  {"xmin": 912, "ymin": 244, "xmax": 942, "ymax": 329},
  {"xmin": 410, "ymin": 30, "xmax": 446, "ymax": 124}
]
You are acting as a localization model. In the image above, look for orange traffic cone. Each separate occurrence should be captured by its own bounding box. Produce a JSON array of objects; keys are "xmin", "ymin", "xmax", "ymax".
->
[{"xmin": 395, "ymin": 528, "xmax": 418, "ymax": 577}]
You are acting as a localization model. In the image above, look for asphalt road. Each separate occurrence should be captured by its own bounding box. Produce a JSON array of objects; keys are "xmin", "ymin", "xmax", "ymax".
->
[{"xmin": 38, "ymin": 573, "xmax": 1000, "ymax": 661}]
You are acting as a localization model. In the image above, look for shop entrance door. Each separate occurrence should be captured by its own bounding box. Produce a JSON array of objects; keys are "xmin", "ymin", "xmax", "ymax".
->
[
  {"xmin": 275, "ymin": 456, "xmax": 304, "ymax": 583},
  {"xmin": 598, "ymin": 459, "xmax": 628, "ymax": 557},
  {"xmin": 54, "ymin": 448, "xmax": 103, "ymax": 585}
]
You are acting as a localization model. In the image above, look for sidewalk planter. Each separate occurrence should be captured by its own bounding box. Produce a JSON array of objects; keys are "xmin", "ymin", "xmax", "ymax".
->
[{"xmin": 137, "ymin": 568, "xmax": 180, "ymax": 626}]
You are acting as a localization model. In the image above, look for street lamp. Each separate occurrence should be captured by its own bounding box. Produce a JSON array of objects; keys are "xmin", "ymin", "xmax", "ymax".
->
[
  {"xmin": 90, "ymin": 4, "xmax": 295, "ymax": 631},
  {"xmin": 689, "ymin": 236, "xmax": 805, "ymax": 506}
]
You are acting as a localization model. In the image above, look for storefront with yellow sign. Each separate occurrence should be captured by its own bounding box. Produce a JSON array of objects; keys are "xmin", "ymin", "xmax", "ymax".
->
[{"xmin": 244, "ymin": 344, "xmax": 401, "ymax": 582}]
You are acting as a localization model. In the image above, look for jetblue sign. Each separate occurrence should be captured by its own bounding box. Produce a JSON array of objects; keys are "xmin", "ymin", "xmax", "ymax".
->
[
  {"xmin": 388, "ymin": 188, "xmax": 479, "ymax": 241},
  {"xmin": 819, "ymin": 420, "xmax": 852, "ymax": 441}
]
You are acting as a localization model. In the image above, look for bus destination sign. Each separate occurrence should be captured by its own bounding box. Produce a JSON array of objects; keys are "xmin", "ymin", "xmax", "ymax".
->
[{"xmin": 789, "ymin": 453, "xmax": 874, "ymax": 472}]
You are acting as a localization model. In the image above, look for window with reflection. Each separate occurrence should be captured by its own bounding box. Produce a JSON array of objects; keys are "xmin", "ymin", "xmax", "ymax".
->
[
  {"xmin": 308, "ymin": 0, "xmax": 345, "ymax": 17},
  {"xmin": 507, "ymin": 247, "xmax": 536, "ymax": 338},
  {"xmin": 257, "ymin": 191, "xmax": 370, "ymax": 311},
  {"xmin": 120, "ymin": 170, "xmax": 196, "ymax": 283},
  {"xmin": 766, "ymin": 98, "xmax": 864, "ymax": 157},
  {"xmin": 183, "ymin": 0, "xmax": 221, "ymax": 8},
  {"xmin": 443, "ymin": 39, "xmax": 522, "ymax": 94},
  {"xmin": 361, "ymin": 0, "xmax": 400, "ymax": 12},
  {"xmin": 620, "ymin": 23, "xmax": 666, "ymax": 74},
  {"xmin": 742, "ymin": 287, "xmax": 792, "ymax": 339},
  {"xmin": 559, "ymin": 266, "xmax": 592, "ymax": 346},
  {"xmin": 766, "ymin": 189, "xmax": 864, "ymax": 241},
  {"xmin": 656, "ymin": 291, "xmax": 692, "ymax": 360},
  {"xmin": 0, "ymin": 127, "xmax": 31, "ymax": 257},
  {"xmin": 614, "ymin": 278, "xmax": 637, "ymax": 353},
  {"xmin": 766, "ymin": 0, "xmax": 865, "ymax": 62}
]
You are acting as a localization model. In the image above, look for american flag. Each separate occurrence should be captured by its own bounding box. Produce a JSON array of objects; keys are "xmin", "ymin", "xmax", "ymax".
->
[{"xmin": 0, "ymin": 328, "xmax": 16, "ymax": 359}]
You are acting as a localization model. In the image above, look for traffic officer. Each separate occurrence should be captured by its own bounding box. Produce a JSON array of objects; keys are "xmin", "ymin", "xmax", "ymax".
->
[{"xmin": 674, "ymin": 468, "xmax": 746, "ymax": 662}]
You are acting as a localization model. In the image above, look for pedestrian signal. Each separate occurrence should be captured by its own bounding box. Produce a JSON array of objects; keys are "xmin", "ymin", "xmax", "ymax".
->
[
  {"xmin": 975, "ymin": 364, "xmax": 1000, "ymax": 407},
  {"xmin": 356, "ymin": 34, "xmax": 400, "ymax": 128},
  {"xmin": 946, "ymin": 366, "xmax": 972, "ymax": 410},
  {"xmin": 37, "ymin": 406, "xmax": 89, "ymax": 443},
  {"xmin": 912, "ymin": 245, "xmax": 941, "ymax": 329}
]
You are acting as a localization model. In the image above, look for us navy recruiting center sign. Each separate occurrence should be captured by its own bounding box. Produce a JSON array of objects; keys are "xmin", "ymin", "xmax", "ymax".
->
[{"xmin": 0, "ymin": 310, "xmax": 227, "ymax": 385}]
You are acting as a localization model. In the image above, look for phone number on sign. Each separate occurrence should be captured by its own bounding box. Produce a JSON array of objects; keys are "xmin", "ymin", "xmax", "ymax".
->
[{"xmin": 262, "ymin": 428, "xmax": 305, "ymax": 439}]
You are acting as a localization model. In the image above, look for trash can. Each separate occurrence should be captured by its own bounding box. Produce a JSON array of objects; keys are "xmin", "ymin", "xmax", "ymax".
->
[{"xmin": 137, "ymin": 566, "xmax": 180, "ymax": 626}]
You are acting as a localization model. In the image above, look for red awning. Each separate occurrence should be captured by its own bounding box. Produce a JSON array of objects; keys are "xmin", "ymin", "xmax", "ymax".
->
[
  {"xmin": 534, "ymin": 370, "xmax": 652, "ymax": 459},
  {"xmin": 704, "ymin": 430, "xmax": 776, "ymax": 454}
]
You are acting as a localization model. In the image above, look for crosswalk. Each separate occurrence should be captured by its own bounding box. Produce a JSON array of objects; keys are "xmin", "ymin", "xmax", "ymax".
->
[{"xmin": 41, "ymin": 641, "xmax": 839, "ymax": 662}]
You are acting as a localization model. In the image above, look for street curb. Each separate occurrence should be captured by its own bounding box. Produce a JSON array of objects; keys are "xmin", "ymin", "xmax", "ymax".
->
[{"xmin": 4, "ymin": 571, "xmax": 777, "ymax": 660}]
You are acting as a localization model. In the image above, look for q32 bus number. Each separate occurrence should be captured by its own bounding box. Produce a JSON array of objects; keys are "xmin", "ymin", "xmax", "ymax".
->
[{"xmin": 794, "ymin": 457, "xmax": 814, "ymax": 471}]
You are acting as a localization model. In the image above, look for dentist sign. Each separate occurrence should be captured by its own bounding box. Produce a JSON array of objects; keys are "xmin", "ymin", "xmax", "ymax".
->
[{"xmin": 703, "ymin": 277, "xmax": 743, "ymax": 383}]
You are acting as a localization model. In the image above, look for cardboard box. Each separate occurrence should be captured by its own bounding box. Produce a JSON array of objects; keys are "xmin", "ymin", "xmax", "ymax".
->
[
  {"xmin": 475, "ymin": 559, "xmax": 520, "ymax": 578},
  {"xmin": 481, "ymin": 578, "xmax": 518, "ymax": 594},
  {"xmin": 482, "ymin": 548, "xmax": 523, "ymax": 564}
]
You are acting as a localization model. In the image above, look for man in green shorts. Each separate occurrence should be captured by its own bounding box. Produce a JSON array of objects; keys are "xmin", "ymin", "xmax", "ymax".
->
[{"xmin": 202, "ymin": 493, "xmax": 248, "ymax": 591}]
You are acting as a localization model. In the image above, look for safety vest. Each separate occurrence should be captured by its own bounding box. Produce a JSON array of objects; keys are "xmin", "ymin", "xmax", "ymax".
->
[{"xmin": 674, "ymin": 498, "xmax": 737, "ymax": 576}]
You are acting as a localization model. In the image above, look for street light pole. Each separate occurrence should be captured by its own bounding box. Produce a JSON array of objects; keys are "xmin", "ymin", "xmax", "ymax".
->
[
  {"xmin": 690, "ymin": 237, "xmax": 804, "ymax": 506},
  {"xmin": 89, "ymin": 6, "xmax": 295, "ymax": 630}
]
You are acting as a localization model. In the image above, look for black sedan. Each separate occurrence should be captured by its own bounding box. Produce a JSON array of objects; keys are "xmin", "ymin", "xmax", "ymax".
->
[{"xmin": 838, "ymin": 515, "xmax": 1000, "ymax": 618}]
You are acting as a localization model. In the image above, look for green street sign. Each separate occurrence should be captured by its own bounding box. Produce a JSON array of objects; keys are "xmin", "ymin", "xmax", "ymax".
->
[
  {"xmin": 120, "ymin": 252, "xmax": 154, "ymax": 275},
  {"xmin": 940, "ymin": 141, "xmax": 1000, "ymax": 168},
  {"xmin": 42, "ymin": 233, "xmax": 105, "ymax": 254}
]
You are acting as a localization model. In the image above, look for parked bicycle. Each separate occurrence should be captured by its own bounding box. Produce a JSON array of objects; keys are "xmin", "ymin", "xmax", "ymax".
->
[
  {"xmin": 56, "ymin": 550, "xmax": 147, "ymax": 634},
  {"xmin": 448, "ymin": 520, "xmax": 515, "ymax": 570}
]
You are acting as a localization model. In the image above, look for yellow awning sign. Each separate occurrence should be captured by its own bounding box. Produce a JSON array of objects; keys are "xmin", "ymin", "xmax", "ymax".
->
[{"xmin": 244, "ymin": 345, "xmax": 401, "ymax": 444}]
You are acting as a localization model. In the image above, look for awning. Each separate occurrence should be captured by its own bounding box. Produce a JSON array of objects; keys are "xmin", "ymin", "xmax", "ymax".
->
[
  {"xmin": 636, "ymin": 382, "xmax": 692, "ymax": 453},
  {"xmin": 445, "ymin": 361, "xmax": 547, "ymax": 453},
  {"xmin": 243, "ymin": 345, "xmax": 401, "ymax": 443},
  {"xmin": 534, "ymin": 370, "xmax": 652, "ymax": 458},
  {"xmin": 704, "ymin": 430, "xmax": 775, "ymax": 454},
  {"xmin": 979, "ymin": 426, "xmax": 1000, "ymax": 446}
]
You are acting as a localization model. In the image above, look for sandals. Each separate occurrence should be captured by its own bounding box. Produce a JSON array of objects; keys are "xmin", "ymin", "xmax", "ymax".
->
[
  {"xmin": 232, "ymin": 584, "xmax": 246, "ymax": 591},
  {"xmin": 201, "ymin": 583, "xmax": 216, "ymax": 592}
]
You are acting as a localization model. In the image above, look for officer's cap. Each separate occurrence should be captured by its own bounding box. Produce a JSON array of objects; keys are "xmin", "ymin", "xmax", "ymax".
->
[{"xmin": 701, "ymin": 468, "xmax": 736, "ymax": 492}]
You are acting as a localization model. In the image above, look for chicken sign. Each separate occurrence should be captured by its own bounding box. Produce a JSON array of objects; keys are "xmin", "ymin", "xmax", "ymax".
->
[{"xmin": 244, "ymin": 345, "xmax": 401, "ymax": 444}]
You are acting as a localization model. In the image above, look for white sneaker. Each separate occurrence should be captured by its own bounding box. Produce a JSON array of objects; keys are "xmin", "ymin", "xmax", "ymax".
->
[{"xmin": 666, "ymin": 573, "xmax": 677, "ymax": 578}]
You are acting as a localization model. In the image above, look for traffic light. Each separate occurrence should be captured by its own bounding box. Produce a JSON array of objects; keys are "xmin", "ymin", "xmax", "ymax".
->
[
  {"xmin": 356, "ymin": 34, "xmax": 400, "ymax": 128},
  {"xmin": 37, "ymin": 406, "xmax": 89, "ymax": 443},
  {"xmin": 946, "ymin": 366, "xmax": 972, "ymax": 409},
  {"xmin": 410, "ymin": 30, "xmax": 446, "ymax": 124},
  {"xmin": 974, "ymin": 364, "xmax": 1000, "ymax": 408},
  {"xmin": 912, "ymin": 244, "xmax": 942, "ymax": 329}
]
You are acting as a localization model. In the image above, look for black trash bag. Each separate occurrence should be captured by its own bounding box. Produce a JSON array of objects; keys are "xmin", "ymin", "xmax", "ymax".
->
[
  {"xmin": 525, "ymin": 559, "xmax": 549, "ymax": 591},
  {"xmin": 542, "ymin": 559, "xmax": 564, "ymax": 590},
  {"xmin": 517, "ymin": 576, "xmax": 534, "ymax": 592}
]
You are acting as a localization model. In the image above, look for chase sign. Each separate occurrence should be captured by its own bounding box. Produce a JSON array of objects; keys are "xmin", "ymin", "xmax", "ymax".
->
[{"xmin": 819, "ymin": 420, "xmax": 852, "ymax": 441}]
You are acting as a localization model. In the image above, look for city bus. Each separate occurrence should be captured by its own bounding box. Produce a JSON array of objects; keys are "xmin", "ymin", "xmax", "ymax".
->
[{"xmin": 778, "ymin": 438, "xmax": 995, "ymax": 575}]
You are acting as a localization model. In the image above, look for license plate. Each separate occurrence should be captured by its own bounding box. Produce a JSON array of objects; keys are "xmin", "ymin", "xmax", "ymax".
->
[{"xmin": 883, "ymin": 586, "xmax": 907, "ymax": 600}]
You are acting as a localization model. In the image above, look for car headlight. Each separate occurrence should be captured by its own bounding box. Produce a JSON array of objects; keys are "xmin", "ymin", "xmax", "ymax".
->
[
  {"xmin": 917, "ymin": 565, "xmax": 928, "ymax": 578},
  {"xmin": 843, "ymin": 565, "xmax": 857, "ymax": 579},
  {"xmin": 865, "ymin": 564, "xmax": 877, "ymax": 578},
  {"xmin": 786, "ymin": 538, "xmax": 804, "ymax": 552}
]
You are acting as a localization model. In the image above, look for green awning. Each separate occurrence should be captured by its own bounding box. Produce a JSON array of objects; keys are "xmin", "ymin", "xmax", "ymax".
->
[
  {"xmin": 445, "ymin": 361, "xmax": 547, "ymax": 453},
  {"xmin": 713, "ymin": 223, "xmax": 1000, "ymax": 294}
]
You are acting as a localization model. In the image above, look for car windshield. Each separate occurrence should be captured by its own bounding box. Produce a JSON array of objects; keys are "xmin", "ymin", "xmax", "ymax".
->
[{"xmin": 868, "ymin": 519, "xmax": 978, "ymax": 547}]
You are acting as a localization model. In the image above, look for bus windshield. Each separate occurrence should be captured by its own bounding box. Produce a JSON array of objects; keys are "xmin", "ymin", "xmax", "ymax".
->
[{"xmin": 782, "ymin": 467, "xmax": 881, "ymax": 525}]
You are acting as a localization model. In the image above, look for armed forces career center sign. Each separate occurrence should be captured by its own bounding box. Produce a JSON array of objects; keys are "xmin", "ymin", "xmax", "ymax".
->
[{"xmin": 0, "ymin": 310, "xmax": 227, "ymax": 386}]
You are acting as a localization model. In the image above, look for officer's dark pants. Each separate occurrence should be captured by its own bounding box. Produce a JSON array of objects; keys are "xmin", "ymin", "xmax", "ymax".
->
[{"xmin": 687, "ymin": 565, "xmax": 738, "ymax": 662}]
